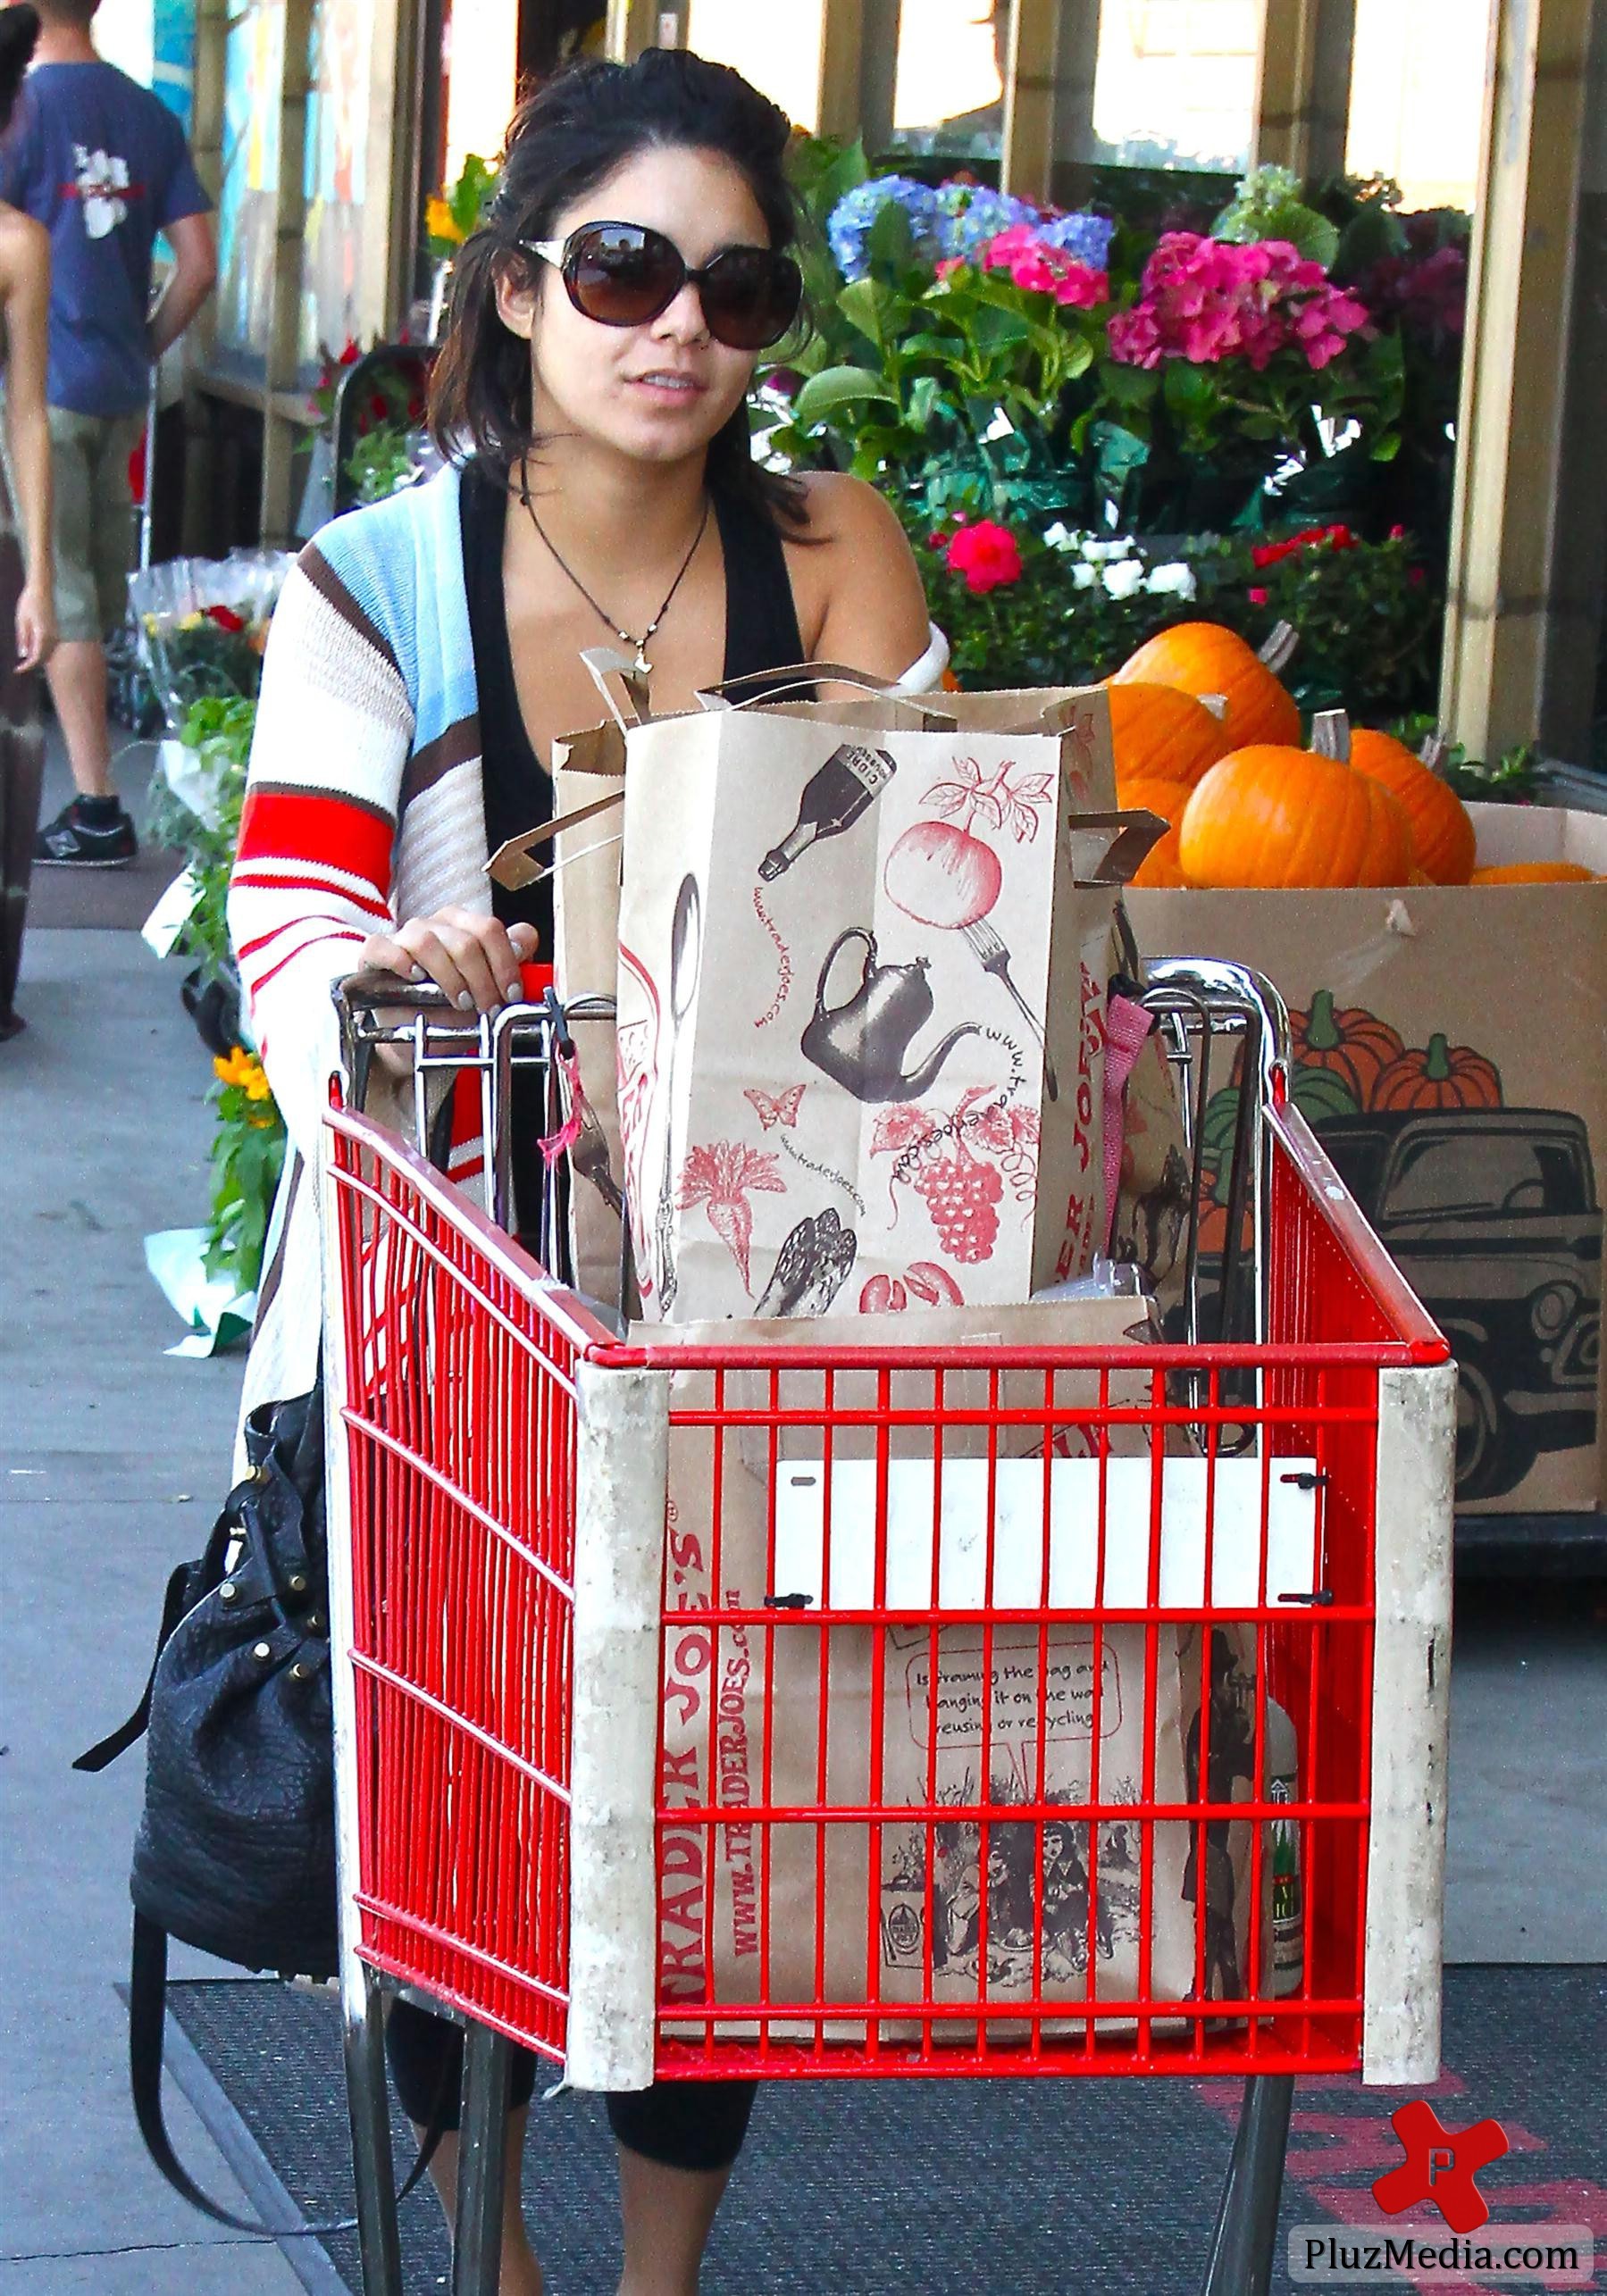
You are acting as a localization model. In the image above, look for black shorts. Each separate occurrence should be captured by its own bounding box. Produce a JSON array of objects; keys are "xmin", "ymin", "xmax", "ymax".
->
[{"xmin": 385, "ymin": 1998, "xmax": 756, "ymax": 2174}]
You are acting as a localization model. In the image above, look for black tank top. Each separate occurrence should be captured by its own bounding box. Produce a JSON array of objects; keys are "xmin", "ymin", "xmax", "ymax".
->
[
  {"xmin": 460, "ymin": 464, "xmax": 807, "ymax": 1252},
  {"xmin": 461, "ymin": 465, "xmax": 807, "ymax": 948}
]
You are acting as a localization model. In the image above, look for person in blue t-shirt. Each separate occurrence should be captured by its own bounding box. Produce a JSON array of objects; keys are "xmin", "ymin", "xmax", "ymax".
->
[{"xmin": 2, "ymin": 0, "xmax": 216, "ymax": 868}]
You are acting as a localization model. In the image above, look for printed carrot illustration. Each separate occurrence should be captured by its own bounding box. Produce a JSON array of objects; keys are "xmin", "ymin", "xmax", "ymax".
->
[{"xmin": 676, "ymin": 1140, "xmax": 787, "ymax": 1292}]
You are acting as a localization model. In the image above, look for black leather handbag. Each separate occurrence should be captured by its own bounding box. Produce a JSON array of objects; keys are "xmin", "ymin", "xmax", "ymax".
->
[{"xmin": 77, "ymin": 1388, "xmax": 343, "ymax": 2228}]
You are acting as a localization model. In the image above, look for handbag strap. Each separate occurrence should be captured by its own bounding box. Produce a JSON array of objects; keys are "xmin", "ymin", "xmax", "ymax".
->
[
  {"xmin": 72, "ymin": 1562, "xmax": 192, "ymax": 1774},
  {"xmin": 129, "ymin": 1912, "xmax": 447, "ymax": 2236}
]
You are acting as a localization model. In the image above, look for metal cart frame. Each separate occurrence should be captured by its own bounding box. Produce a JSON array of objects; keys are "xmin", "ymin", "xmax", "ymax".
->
[{"xmin": 320, "ymin": 961, "xmax": 1455, "ymax": 2296}]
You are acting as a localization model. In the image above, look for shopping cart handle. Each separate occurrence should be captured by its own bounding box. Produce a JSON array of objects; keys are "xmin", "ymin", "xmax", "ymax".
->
[{"xmin": 337, "ymin": 969, "xmax": 457, "ymax": 1014}]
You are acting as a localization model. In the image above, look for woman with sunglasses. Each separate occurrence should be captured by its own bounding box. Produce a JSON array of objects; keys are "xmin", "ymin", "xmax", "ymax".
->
[{"xmin": 228, "ymin": 46, "xmax": 942, "ymax": 2296}]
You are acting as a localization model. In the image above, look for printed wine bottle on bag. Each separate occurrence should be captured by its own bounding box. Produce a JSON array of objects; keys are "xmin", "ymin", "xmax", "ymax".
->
[
  {"xmin": 758, "ymin": 745, "xmax": 897, "ymax": 881},
  {"xmin": 1263, "ymin": 1695, "xmax": 1303, "ymax": 1997}
]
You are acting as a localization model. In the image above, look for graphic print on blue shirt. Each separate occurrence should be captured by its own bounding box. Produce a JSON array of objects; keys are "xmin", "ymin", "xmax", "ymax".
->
[{"xmin": 0, "ymin": 62, "xmax": 210, "ymax": 416}]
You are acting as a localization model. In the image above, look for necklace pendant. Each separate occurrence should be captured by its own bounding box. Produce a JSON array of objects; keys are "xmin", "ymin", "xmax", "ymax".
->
[{"xmin": 632, "ymin": 643, "xmax": 652, "ymax": 676}]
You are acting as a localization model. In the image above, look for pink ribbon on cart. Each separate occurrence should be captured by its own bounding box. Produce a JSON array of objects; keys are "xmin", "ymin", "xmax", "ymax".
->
[
  {"xmin": 1102, "ymin": 991, "xmax": 1154, "ymax": 1250},
  {"xmin": 540, "ymin": 1044, "xmax": 589, "ymax": 1171}
]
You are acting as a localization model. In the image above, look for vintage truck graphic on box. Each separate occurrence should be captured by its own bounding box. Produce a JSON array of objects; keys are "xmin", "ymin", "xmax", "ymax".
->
[
  {"xmin": 1317, "ymin": 1106, "xmax": 1600, "ymax": 1501},
  {"xmin": 1195, "ymin": 992, "xmax": 1601, "ymax": 1504}
]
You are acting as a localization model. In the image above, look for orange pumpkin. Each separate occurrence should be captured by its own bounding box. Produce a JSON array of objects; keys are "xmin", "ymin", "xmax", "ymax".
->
[
  {"xmin": 1119, "ymin": 774, "xmax": 1192, "ymax": 887},
  {"xmin": 1469, "ymin": 860, "xmax": 1599, "ymax": 883},
  {"xmin": 1113, "ymin": 622, "xmax": 1301, "ymax": 748},
  {"xmin": 1108, "ymin": 681, "xmax": 1233, "ymax": 796},
  {"xmin": 1346, "ymin": 728, "xmax": 1476, "ymax": 884},
  {"xmin": 1179, "ymin": 743, "xmax": 1413, "ymax": 889},
  {"xmin": 1290, "ymin": 989, "xmax": 1404, "ymax": 1106},
  {"xmin": 1372, "ymin": 1032, "xmax": 1502, "ymax": 1112}
]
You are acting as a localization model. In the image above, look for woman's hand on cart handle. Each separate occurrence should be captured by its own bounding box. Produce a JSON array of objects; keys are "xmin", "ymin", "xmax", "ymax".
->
[{"xmin": 359, "ymin": 908, "xmax": 540, "ymax": 1014}]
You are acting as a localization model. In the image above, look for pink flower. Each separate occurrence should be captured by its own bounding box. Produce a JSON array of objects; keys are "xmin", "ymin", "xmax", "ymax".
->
[
  {"xmin": 1248, "ymin": 587, "xmax": 1269, "ymax": 605},
  {"xmin": 982, "ymin": 225, "xmax": 1109, "ymax": 308},
  {"xmin": 944, "ymin": 519, "xmax": 1025, "ymax": 594},
  {"xmin": 1105, "ymin": 230, "xmax": 1370, "ymax": 372}
]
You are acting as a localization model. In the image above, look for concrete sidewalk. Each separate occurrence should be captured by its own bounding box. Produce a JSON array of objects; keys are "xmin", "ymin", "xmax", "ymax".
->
[{"xmin": 2, "ymin": 921, "xmax": 300, "ymax": 2292}]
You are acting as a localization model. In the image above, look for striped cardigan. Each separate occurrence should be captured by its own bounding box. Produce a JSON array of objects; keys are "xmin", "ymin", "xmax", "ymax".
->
[{"xmin": 228, "ymin": 463, "xmax": 947, "ymax": 1450}]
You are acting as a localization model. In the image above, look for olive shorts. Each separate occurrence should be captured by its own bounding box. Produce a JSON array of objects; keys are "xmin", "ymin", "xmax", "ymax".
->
[{"xmin": 46, "ymin": 404, "xmax": 145, "ymax": 643}]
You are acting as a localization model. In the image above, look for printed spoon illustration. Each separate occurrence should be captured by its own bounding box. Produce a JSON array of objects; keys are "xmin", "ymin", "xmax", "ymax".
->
[{"xmin": 654, "ymin": 872, "xmax": 702, "ymax": 1308}]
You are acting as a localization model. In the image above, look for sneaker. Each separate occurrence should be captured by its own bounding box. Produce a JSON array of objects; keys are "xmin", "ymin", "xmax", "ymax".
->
[{"xmin": 34, "ymin": 799, "xmax": 138, "ymax": 868}]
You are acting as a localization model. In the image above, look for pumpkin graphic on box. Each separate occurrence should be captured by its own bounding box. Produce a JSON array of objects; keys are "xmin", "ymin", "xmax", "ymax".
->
[
  {"xmin": 1288, "ymin": 989, "xmax": 1404, "ymax": 1107},
  {"xmin": 1370, "ymin": 1032, "xmax": 1503, "ymax": 1113}
]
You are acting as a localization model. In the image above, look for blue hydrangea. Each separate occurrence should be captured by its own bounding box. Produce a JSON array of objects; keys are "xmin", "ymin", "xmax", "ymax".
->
[
  {"xmin": 1036, "ymin": 211, "xmax": 1117, "ymax": 271},
  {"xmin": 825, "ymin": 176, "xmax": 943, "ymax": 280},
  {"xmin": 933, "ymin": 183, "xmax": 1039, "ymax": 260}
]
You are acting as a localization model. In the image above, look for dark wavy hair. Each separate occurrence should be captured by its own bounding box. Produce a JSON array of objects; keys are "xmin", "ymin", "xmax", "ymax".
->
[
  {"xmin": 0, "ymin": 7, "xmax": 39, "ymax": 135},
  {"xmin": 428, "ymin": 47, "xmax": 808, "ymax": 529}
]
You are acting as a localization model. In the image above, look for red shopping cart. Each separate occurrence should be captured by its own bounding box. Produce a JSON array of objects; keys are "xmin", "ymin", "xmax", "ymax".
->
[{"xmin": 320, "ymin": 960, "xmax": 1454, "ymax": 2296}]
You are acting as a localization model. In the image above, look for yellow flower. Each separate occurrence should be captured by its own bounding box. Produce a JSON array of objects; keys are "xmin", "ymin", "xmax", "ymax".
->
[
  {"xmin": 426, "ymin": 194, "xmax": 465, "ymax": 246},
  {"xmin": 213, "ymin": 1047, "xmax": 272, "ymax": 1100}
]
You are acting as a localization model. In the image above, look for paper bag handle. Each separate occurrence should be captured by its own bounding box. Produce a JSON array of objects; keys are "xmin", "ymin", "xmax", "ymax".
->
[
  {"xmin": 695, "ymin": 661, "xmax": 958, "ymax": 730},
  {"xmin": 580, "ymin": 646, "xmax": 652, "ymax": 732},
  {"xmin": 1067, "ymin": 810, "xmax": 1168, "ymax": 887}
]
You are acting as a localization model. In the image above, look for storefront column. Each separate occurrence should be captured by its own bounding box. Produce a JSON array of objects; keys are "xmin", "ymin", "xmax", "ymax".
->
[
  {"xmin": 605, "ymin": 0, "xmax": 660, "ymax": 59},
  {"xmin": 181, "ymin": 0, "xmax": 228, "ymax": 552},
  {"xmin": 1000, "ymin": 0, "xmax": 1058, "ymax": 199},
  {"xmin": 1252, "ymin": 0, "xmax": 1355, "ymax": 179},
  {"xmin": 816, "ymin": 0, "xmax": 864, "ymax": 141},
  {"xmin": 1440, "ymin": 0, "xmax": 1596, "ymax": 759},
  {"xmin": 260, "ymin": 0, "xmax": 315, "ymax": 546}
]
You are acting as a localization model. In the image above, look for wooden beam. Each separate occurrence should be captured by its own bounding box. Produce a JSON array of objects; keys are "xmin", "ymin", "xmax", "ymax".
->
[
  {"xmin": 259, "ymin": 0, "xmax": 314, "ymax": 547},
  {"xmin": 816, "ymin": 0, "xmax": 864, "ymax": 143},
  {"xmin": 180, "ymin": 0, "xmax": 229, "ymax": 551},
  {"xmin": 1001, "ymin": 0, "xmax": 1057, "ymax": 201},
  {"xmin": 604, "ymin": 0, "xmax": 661, "ymax": 60},
  {"xmin": 857, "ymin": 0, "xmax": 898, "ymax": 159},
  {"xmin": 1253, "ymin": 0, "xmax": 1355, "ymax": 180},
  {"xmin": 1439, "ymin": 0, "xmax": 1595, "ymax": 759}
]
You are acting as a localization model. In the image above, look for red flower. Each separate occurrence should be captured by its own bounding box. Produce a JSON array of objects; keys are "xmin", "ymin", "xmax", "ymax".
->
[
  {"xmin": 944, "ymin": 519, "xmax": 1024, "ymax": 594},
  {"xmin": 205, "ymin": 605, "xmax": 247, "ymax": 633},
  {"xmin": 1388, "ymin": 522, "xmax": 1407, "ymax": 541},
  {"xmin": 1247, "ymin": 586, "xmax": 1268, "ymax": 606},
  {"xmin": 1251, "ymin": 539, "xmax": 1298, "ymax": 569},
  {"xmin": 338, "ymin": 337, "xmax": 361, "ymax": 366}
]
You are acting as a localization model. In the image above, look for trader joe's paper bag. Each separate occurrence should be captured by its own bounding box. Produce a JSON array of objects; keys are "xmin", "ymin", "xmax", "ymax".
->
[
  {"xmin": 615, "ymin": 685, "xmax": 1154, "ymax": 1325},
  {"xmin": 650, "ymin": 1298, "xmax": 1289, "ymax": 2035}
]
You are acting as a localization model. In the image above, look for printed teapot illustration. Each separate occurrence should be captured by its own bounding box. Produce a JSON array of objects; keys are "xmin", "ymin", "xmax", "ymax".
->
[{"xmin": 800, "ymin": 926, "xmax": 979, "ymax": 1104}]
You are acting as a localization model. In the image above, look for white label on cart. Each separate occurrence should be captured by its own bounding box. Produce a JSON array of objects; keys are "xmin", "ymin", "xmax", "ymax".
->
[{"xmin": 770, "ymin": 1456, "xmax": 1319, "ymax": 1612}]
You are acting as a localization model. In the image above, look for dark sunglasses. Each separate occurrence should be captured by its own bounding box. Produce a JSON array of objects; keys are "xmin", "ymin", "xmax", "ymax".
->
[{"xmin": 524, "ymin": 221, "xmax": 802, "ymax": 351}]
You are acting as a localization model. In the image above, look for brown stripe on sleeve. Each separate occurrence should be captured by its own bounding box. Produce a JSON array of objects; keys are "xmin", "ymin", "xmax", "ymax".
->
[
  {"xmin": 298, "ymin": 542, "xmax": 405, "ymax": 685},
  {"xmin": 401, "ymin": 714, "xmax": 482, "ymax": 814}
]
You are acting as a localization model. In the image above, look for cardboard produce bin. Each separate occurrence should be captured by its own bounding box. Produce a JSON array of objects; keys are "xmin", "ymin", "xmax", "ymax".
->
[{"xmin": 1128, "ymin": 803, "xmax": 1606, "ymax": 1515}]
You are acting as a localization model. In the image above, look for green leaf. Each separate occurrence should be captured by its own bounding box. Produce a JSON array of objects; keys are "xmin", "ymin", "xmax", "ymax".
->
[
  {"xmin": 791, "ymin": 364, "xmax": 899, "ymax": 426},
  {"xmin": 908, "ymin": 375, "xmax": 942, "ymax": 431},
  {"xmin": 866, "ymin": 198, "xmax": 918, "ymax": 275},
  {"xmin": 837, "ymin": 275, "xmax": 910, "ymax": 349},
  {"xmin": 1097, "ymin": 359, "xmax": 1159, "ymax": 409},
  {"xmin": 968, "ymin": 304, "xmax": 1033, "ymax": 350}
]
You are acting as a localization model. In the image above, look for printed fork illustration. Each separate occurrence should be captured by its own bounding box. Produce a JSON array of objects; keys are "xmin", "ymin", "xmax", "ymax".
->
[{"xmin": 960, "ymin": 917, "xmax": 1059, "ymax": 1102}]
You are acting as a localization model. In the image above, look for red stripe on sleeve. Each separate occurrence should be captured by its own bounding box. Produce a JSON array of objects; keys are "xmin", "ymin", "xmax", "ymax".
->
[
  {"xmin": 237, "ymin": 788, "xmax": 396, "ymax": 894},
  {"xmin": 247, "ymin": 926, "xmax": 367, "ymax": 998}
]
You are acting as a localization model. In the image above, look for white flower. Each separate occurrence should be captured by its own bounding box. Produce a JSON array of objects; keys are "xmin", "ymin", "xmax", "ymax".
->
[
  {"xmin": 1145, "ymin": 562, "xmax": 1198, "ymax": 601},
  {"xmin": 1082, "ymin": 536, "xmax": 1136, "ymax": 563},
  {"xmin": 1042, "ymin": 521, "xmax": 1078, "ymax": 552},
  {"xmin": 1102, "ymin": 560, "xmax": 1147, "ymax": 600},
  {"xmin": 1070, "ymin": 562, "xmax": 1099, "ymax": 590}
]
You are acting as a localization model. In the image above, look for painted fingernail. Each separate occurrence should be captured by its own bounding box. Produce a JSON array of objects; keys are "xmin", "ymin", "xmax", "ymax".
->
[
  {"xmin": 502, "ymin": 981, "xmax": 522, "ymax": 1003},
  {"xmin": 409, "ymin": 964, "xmax": 427, "ymax": 981},
  {"xmin": 456, "ymin": 990, "xmax": 474, "ymax": 1011}
]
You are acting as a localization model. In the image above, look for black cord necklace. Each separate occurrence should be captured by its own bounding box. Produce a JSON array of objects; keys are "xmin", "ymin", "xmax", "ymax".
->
[{"xmin": 521, "ymin": 487, "xmax": 711, "ymax": 675}]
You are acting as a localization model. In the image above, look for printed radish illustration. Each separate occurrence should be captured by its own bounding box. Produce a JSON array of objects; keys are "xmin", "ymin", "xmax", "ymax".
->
[
  {"xmin": 676, "ymin": 1140, "xmax": 786, "ymax": 1292},
  {"xmin": 883, "ymin": 757, "xmax": 1055, "ymax": 929},
  {"xmin": 859, "ymin": 1262, "xmax": 966, "ymax": 1314}
]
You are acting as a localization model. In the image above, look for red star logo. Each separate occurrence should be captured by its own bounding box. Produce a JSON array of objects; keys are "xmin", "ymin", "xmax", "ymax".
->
[{"xmin": 1372, "ymin": 2099, "xmax": 1510, "ymax": 2234}]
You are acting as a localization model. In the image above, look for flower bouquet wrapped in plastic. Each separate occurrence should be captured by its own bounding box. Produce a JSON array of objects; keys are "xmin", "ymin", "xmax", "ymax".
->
[{"xmin": 129, "ymin": 550, "xmax": 293, "ymax": 738}]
